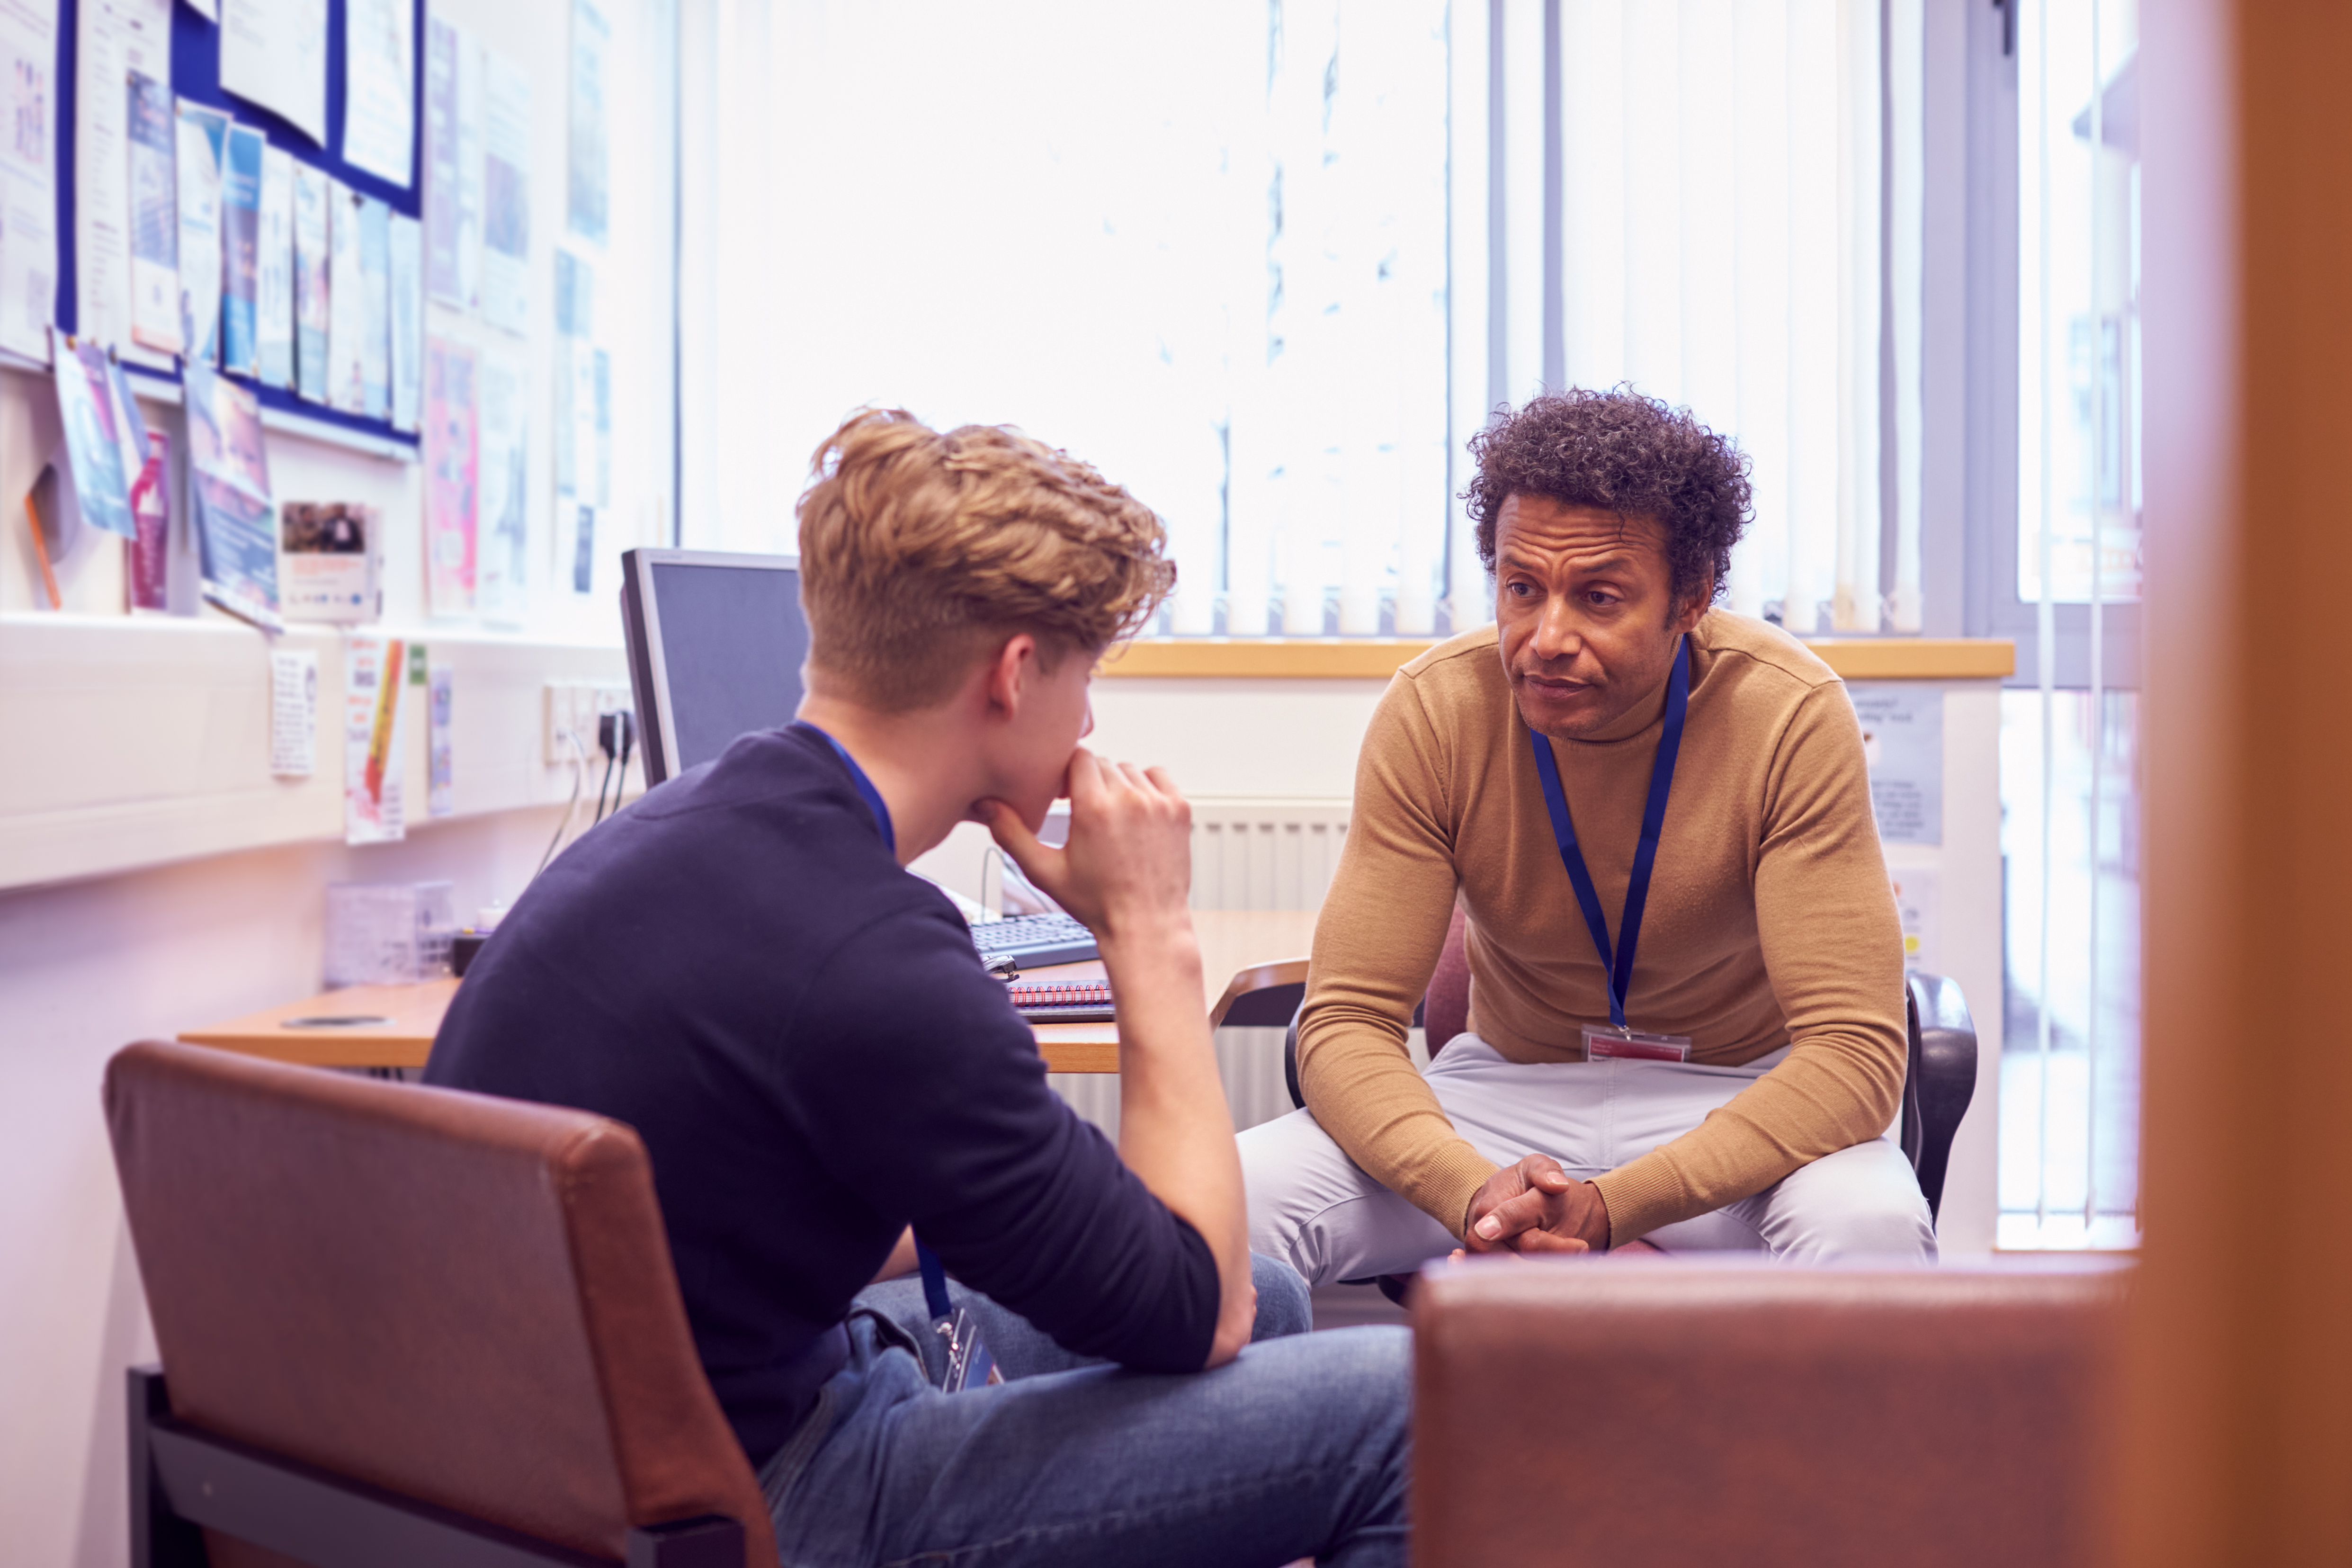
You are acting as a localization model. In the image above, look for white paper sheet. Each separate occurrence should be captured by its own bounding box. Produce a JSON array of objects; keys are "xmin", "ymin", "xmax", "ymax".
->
[
  {"xmin": 183, "ymin": 0, "xmax": 217, "ymax": 18},
  {"xmin": 389, "ymin": 214, "xmax": 421, "ymax": 431},
  {"xmin": 474, "ymin": 346, "xmax": 528, "ymax": 624},
  {"xmin": 221, "ymin": 0, "xmax": 327, "ymax": 147},
  {"xmin": 173, "ymin": 102, "xmax": 226, "ymax": 367},
  {"xmin": 567, "ymin": 0, "xmax": 608, "ymax": 245},
  {"xmin": 358, "ymin": 195, "xmax": 389, "ymax": 420},
  {"xmin": 423, "ymin": 11, "xmax": 467, "ymax": 305},
  {"xmin": 0, "ymin": 0, "xmax": 60, "ymax": 362},
  {"xmin": 74, "ymin": 0, "xmax": 171, "ymax": 360},
  {"xmin": 342, "ymin": 0, "xmax": 414, "ymax": 187},
  {"xmin": 292, "ymin": 160, "xmax": 329, "ymax": 401},
  {"xmin": 270, "ymin": 647, "xmax": 318, "ymax": 777},
  {"xmin": 326, "ymin": 179, "xmax": 366, "ymax": 413},
  {"xmin": 256, "ymin": 144, "xmax": 295, "ymax": 387},
  {"xmin": 479, "ymin": 47, "xmax": 530, "ymax": 336}
]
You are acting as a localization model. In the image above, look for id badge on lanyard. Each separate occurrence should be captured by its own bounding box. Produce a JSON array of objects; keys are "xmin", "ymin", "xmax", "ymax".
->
[{"xmin": 1530, "ymin": 635, "xmax": 1695, "ymax": 1066}]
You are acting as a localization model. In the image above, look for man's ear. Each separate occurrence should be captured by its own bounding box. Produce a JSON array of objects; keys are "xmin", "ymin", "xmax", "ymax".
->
[
  {"xmin": 982, "ymin": 632, "xmax": 1042, "ymax": 718},
  {"xmin": 1668, "ymin": 591, "xmax": 1708, "ymax": 637}
]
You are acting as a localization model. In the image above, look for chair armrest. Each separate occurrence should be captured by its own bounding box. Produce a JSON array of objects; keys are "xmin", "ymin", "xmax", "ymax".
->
[{"xmin": 1412, "ymin": 1257, "xmax": 2128, "ymax": 1568}]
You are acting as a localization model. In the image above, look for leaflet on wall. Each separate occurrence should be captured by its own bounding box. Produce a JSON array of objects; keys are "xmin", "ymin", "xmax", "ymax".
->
[
  {"xmin": 567, "ymin": 0, "xmax": 609, "ymax": 246},
  {"xmin": 51, "ymin": 333, "xmax": 136, "ymax": 538},
  {"xmin": 343, "ymin": 631, "xmax": 406, "ymax": 844},
  {"xmin": 255, "ymin": 143, "xmax": 295, "ymax": 388},
  {"xmin": 479, "ymin": 48, "xmax": 531, "ymax": 336},
  {"xmin": 1888, "ymin": 865, "xmax": 1940, "ymax": 976},
  {"xmin": 270, "ymin": 647, "xmax": 317, "ymax": 777},
  {"xmin": 184, "ymin": 359, "xmax": 281, "ymax": 630},
  {"xmin": 424, "ymin": 335, "xmax": 477, "ymax": 618},
  {"xmin": 427, "ymin": 665, "xmax": 454, "ymax": 816},
  {"xmin": 422, "ymin": 13, "xmax": 479, "ymax": 307},
  {"xmin": 358, "ymin": 195, "xmax": 391, "ymax": 421},
  {"xmin": 220, "ymin": 124, "xmax": 264, "ymax": 377},
  {"xmin": 76, "ymin": 0, "xmax": 172, "ymax": 362},
  {"xmin": 326, "ymin": 179, "xmax": 367, "ymax": 413},
  {"xmin": 552, "ymin": 248, "xmax": 589, "ymax": 496},
  {"xmin": 125, "ymin": 70, "xmax": 180, "ymax": 354},
  {"xmin": 342, "ymin": 0, "xmax": 414, "ymax": 187},
  {"xmin": 126, "ymin": 428, "xmax": 171, "ymax": 611},
  {"xmin": 1850, "ymin": 683, "xmax": 1945, "ymax": 846},
  {"xmin": 174, "ymin": 100, "xmax": 226, "ymax": 367},
  {"xmin": 389, "ymin": 214, "xmax": 421, "ymax": 431},
  {"xmin": 281, "ymin": 501, "xmax": 380, "ymax": 622},
  {"xmin": 474, "ymin": 346, "xmax": 528, "ymax": 624},
  {"xmin": 292, "ymin": 160, "xmax": 329, "ymax": 401},
  {"xmin": 0, "ymin": 0, "xmax": 59, "ymax": 363},
  {"xmin": 220, "ymin": 0, "xmax": 327, "ymax": 147}
]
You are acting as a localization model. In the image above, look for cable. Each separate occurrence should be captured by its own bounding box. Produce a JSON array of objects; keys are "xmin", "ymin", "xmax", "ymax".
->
[
  {"xmin": 535, "ymin": 728, "xmax": 590, "ymax": 880},
  {"xmin": 591, "ymin": 741, "xmax": 618, "ymax": 825}
]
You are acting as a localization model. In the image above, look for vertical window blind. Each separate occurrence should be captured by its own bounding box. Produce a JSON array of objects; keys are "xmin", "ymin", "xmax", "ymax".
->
[{"xmin": 683, "ymin": 0, "xmax": 1922, "ymax": 640}]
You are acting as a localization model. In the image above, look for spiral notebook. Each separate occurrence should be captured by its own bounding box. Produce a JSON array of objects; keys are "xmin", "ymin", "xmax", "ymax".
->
[{"xmin": 1006, "ymin": 978, "xmax": 1115, "ymax": 1022}]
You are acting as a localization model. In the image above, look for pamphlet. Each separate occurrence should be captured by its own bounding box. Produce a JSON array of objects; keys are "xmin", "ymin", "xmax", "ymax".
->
[
  {"xmin": 358, "ymin": 195, "xmax": 391, "ymax": 421},
  {"xmin": 185, "ymin": 358, "xmax": 281, "ymax": 630},
  {"xmin": 74, "ymin": 0, "xmax": 171, "ymax": 363},
  {"xmin": 255, "ymin": 144, "xmax": 295, "ymax": 388},
  {"xmin": 127, "ymin": 427, "xmax": 171, "ymax": 610},
  {"xmin": 220, "ymin": 0, "xmax": 327, "ymax": 148},
  {"xmin": 428, "ymin": 665, "xmax": 454, "ymax": 816},
  {"xmin": 52, "ymin": 333, "xmax": 135, "ymax": 539},
  {"xmin": 326, "ymin": 178, "xmax": 366, "ymax": 413},
  {"xmin": 423, "ymin": 13, "xmax": 478, "ymax": 307},
  {"xmin": 341, "ymin": 0, "xmax": 414, "ymax": 187},
  {"xmin": 292, "ymin": 160, "xmax": 330, "ymax": 401},
  {"xmin": 389, "ymin": 214, "xmax": 421, "ymax": 431},
  {"xmin": 343, "ymin": 631, "xmax": 406, "ymax": 844},
  {"xmin": 567, "ymin": 0, "xmax": 609, "ymax": 245},
  {"xmin": 125, "ymin": 70, "xmax": 180, "ymax": 354},
  {"xmin": 219, "ymin": 123, "xmax": 264, "ymax": 377},
  {"xmin": 270, "ymin": 647, "xmax": 318, "ymax": 777},
  {"xmin": 174, "ymin": 100, "xmax": 227, "ymax": 367},
  {"xmin": 423, "ymin": 336, "xmax": 477, "ymax": 617},
  {"xmin": 281, "ymin": 501, "xmax": 380, "ymax": 622},
  {"xmin": 475, "ymin": 347, "xmax": 528, "ymax": 623}
]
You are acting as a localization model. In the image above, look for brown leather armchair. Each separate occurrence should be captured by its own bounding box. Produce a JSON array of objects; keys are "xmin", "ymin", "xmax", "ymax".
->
[
  {"xmin": 105, "ymin": 1039, "xmax": 774, "ymax": 1568},
  {"xmin": 1412, "ymin": 1256, "xmax": 2128, "ymax": 1567}
]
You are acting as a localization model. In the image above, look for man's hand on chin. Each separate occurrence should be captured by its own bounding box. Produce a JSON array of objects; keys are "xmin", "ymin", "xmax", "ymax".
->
[{"xmin": 1462, "ymin": 1153, "xmax": 1612, "ymax": 1254}]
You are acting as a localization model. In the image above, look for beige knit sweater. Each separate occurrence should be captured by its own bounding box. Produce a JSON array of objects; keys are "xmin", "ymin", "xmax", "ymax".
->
[{"xmin": 1295, "ymin": 610, "xmax": 1908, "ymax": 1245}]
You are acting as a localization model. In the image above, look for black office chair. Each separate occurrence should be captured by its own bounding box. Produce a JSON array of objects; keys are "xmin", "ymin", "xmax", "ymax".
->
[{"xmin": 1272, "ymin": 912, "xmax": 1979, "ymax": 1299}]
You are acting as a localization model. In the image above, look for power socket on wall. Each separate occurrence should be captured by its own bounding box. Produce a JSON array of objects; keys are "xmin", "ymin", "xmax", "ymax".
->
[{"xmin": 543, "ymin": 681, "xmax": 632, "ymax": 762}]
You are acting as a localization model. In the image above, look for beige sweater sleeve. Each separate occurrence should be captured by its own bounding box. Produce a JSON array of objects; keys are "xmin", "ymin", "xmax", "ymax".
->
[
  {"xmin": 1295, "ymin": 676, "xmax": 1500, "ymax": 1238},
  {"xmin": 1587, "ymin": 683, "xmax": 1909, "ymax": 1242}
]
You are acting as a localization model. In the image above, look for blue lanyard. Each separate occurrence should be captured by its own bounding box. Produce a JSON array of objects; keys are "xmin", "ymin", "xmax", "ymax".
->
[
  {"xmin": 1526, "ymin": 635, "xmax": 1691, "ymax": 1033},
  {"xmin": 807, "ymin": 723, "xmax": 962, "ymax": 1317}
]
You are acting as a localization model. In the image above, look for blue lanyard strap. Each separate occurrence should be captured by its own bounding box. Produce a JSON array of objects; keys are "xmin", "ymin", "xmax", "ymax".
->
[
  {"xmin": 1526, "ymin": 635, "xmax": 1691, "ymax": 1032},
  {"xmin": 808, "ymin": 725, "xmax": 896, "ymax": 856}
]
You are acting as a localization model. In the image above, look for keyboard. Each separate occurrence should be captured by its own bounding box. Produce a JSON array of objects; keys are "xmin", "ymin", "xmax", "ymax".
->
[{"xmin": 969, "ymin": 911, "xmax": 1100, "ymax": 970}]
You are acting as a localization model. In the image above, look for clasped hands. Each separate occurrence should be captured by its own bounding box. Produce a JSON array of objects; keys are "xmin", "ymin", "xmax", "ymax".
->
[{"xmin": 1456, "ymin": 1153, "xmax": 1662, "ymax": 1260}]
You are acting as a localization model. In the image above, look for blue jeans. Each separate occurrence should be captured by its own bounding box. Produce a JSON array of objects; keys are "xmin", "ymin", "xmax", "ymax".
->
[{"xmin": 761, "ymin": 1256, "xmax": 1410, "ymax": 1566}]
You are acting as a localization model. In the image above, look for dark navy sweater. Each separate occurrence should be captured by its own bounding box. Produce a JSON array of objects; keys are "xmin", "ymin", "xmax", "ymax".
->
[{"xmin": 424, "ymin": 723, "xmax": 1217, "ymax": 1464}]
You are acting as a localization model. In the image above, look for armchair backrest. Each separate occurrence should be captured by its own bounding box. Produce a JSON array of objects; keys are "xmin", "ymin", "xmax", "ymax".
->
[{"xmin": 104, "ymin": 1039, "xmax": 775, "ymax": 1568}]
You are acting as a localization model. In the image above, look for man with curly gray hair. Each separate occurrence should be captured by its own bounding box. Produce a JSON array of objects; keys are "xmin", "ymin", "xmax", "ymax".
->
[{"xmin": 1240, "ymin": 387, "xmax": 1934, "ymax": 1277}]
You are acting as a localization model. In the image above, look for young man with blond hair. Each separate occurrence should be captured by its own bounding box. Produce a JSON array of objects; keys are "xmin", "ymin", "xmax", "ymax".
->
[{"xmin": 427, "ymin": 409, "xmax": 1409, "ymax": 1567}]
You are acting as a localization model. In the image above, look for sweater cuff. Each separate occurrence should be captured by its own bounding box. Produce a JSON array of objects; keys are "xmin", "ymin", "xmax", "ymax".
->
[
  {"xmin": 1590, "ymin": 1151, "xmax": 1695, "ymax": 1247},
  {"xmin": 1414, "ymin": 1142, "xmax": 1503, "ymax": 1242}
]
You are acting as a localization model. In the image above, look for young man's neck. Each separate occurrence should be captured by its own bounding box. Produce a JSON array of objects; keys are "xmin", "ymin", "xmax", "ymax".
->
[{"xmin": 797, "ymin": 692, "xmax": 982, "ymax": 866}]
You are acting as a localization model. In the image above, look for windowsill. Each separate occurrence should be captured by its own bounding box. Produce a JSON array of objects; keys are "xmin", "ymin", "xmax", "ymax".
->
[{"xmin": 1099, "ymin": 637, "xmax": 2018, "ymax": 681}]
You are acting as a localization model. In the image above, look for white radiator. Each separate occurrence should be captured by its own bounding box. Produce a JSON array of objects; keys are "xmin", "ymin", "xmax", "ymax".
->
[{"xmin": 1053, "ymin": 797, "xmax": 1352, "ymax": 1137}]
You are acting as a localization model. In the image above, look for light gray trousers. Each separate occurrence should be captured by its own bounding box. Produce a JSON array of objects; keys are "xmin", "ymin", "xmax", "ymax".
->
[{"xmin": 1238, "ymin": 1034, "xmax": 1937, "ymax": 1286}]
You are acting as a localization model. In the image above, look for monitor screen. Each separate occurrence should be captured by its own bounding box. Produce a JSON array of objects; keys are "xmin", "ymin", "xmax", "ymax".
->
[{"xmin": 627, "ymin": 553, "xmax": 808, "ymax": 781}]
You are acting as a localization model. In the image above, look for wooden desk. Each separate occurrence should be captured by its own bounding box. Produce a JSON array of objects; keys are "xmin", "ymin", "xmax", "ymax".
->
[{"xmin": 178, "ymin": 908, "xmax": 1318, "ymax": 1075}]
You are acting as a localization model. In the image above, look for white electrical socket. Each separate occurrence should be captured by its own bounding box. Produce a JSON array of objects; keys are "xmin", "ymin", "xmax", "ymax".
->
[{"xmin": 544, "ymin": 680, "xmax": 633, "ymax": 763}]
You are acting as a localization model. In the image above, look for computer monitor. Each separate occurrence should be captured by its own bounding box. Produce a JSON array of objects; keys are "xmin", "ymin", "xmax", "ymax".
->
[{"xmin": 619, "ymin": 549, "xmax": 809, "ymax": 787}]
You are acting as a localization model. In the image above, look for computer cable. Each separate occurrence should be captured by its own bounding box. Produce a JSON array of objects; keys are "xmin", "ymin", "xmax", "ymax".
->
[{"xmin": 534, "ymin": 727, "xmax": 590, "ymax": 880}]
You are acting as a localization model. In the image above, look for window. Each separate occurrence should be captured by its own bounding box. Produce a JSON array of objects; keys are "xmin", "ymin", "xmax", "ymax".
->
[{"xmin": 682, "ymin": 0, "xmax": 1911, "ymax": 639}]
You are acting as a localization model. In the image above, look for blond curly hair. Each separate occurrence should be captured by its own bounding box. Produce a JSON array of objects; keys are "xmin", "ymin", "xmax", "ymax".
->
[{"xmin": 796, "ymin": 409, "xmax": 1176, "ymax": 711}]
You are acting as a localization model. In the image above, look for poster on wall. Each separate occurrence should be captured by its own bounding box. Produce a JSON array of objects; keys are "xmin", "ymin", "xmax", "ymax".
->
[
  {"xmin": 423, "ymin": 12, "xmax": 481, "ymax": 307},
  {"xmin": 479, "ymin": 47, "xmax": 531, "ymax": 336},
  {"xmin": 220, "ymin": 123, "xmax": 265, "ymax": 377},
  {"xmin": 326, "ymin": 179, "xmax": 366, "ymax": 413},
  {"xmin": 255, "ymin": 144, "xmax": 295, "ymax": 387},
  {"xmin": 220, "ymin": 0, "xmax": 328, "ymax": 147},
  {"xmin": 0, "ymin": 0, "xmax": 59, "ymax": 363},
  {"xmin": 1850, "ymin": 684, "xmax": 1944, "ymax": 846},
  {"xmin": 75, "ymin": 0, "xmax": 172, "ymax": 363},
  {"xmin": 342, "ymin": 0, "xmax": 415, "ymax": 187},
  {"xmin": 474, "ymin": 347, "xmax": 528, "ymax": 624},
  {"xmin": 292, "ymin": 161, "xmax": 330, "ymax": 400},
  {"xmin": 567, "ymin": 0, "xmax": 608, "ymax": 246},
  {"xmin": 358, "ymin": 195, "xmax": 390, "ymax": 421},
  {"xmin": 174, "ymin": 100, "xmax": 227, "ymax": 367},
  {"xmin": 424, "ymin": 336, "xmax": 478, "ymax": 618},
  {"xmin": 125, "ymin": 70, "xmax": 180, "ymax": 354},
  {"xmin": 343, "ymin": 631, "xmax": 407, "ymax": 844},
  {"xmin": 389, "ymin": 214, "xmax": 422, "ymax": 430},
  {"xmin": 281, "ymin": 501, "xmax": 380, "ymax": 622}
]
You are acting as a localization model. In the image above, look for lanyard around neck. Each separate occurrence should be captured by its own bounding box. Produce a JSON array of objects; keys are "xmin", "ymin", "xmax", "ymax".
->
[
  {"xmin": 1526, "ymin": 635, "xmax": 1691, "ymax": 1032},
  {"xmin": 808, "ymin": 725, "xmax": 896, "ymax": 856}
]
